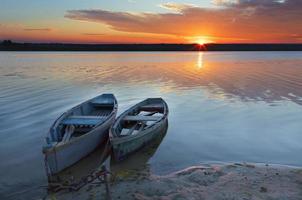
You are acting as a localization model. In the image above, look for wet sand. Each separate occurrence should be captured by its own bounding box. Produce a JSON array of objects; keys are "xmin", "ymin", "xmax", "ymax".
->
[{"xmin": 49, "ymin": 163, "xmax": 302, "ymax": 200}]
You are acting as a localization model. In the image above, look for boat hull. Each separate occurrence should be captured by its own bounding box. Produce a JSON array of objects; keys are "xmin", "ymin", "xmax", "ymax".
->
[
  {"xmin": 111, "ymin": 118, "xmax": 168, "ymax": 161},
  {"xmin": 44, "ymin": 112, "xmax": 116, "ymax": 175}
]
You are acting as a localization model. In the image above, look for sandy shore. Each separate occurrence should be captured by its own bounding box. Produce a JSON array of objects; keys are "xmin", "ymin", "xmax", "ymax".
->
[{"xmin": 48, "ymin": 163, "xmax": 302, "ymax": 200}]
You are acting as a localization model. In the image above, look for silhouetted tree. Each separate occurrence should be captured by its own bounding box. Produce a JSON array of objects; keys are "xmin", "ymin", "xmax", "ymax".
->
[{"xmin": 2, "ymin": 40, "xmax": 13, "ymax": 46}]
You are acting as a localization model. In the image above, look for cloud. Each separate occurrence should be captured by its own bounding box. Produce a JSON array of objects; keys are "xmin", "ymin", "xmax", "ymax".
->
[
  {"xmin": 213, "ymin": 0, "xmax": 287, "ymax": 6},
  {"xmin": 159, "ymin": 2, "xmax": 196, "ymax": 12},
  {"xmin": 82, "ymin": 33, "xmax": 105, "ymax": 36},
  {"xmin": 212, "ymin": 0, "xmax": 239, "ymax": 6},
  {"xmin": 23, "ymin": 28, "xmax": 52, "ymax": 32},
  {"xmin": 65, "ymin": 0, "xmax": 302, "ymax": 42}
]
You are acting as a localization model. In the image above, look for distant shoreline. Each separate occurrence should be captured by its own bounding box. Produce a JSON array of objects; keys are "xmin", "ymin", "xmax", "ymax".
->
[{"xmin": 1, "ymin": 42, "xmax": 302, "ymax": 51}]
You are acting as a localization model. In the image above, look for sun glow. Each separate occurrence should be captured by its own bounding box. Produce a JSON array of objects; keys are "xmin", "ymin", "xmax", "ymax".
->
[{"xmin": 192, "ymin": 36, "xmax": 212, "ymax": 45}]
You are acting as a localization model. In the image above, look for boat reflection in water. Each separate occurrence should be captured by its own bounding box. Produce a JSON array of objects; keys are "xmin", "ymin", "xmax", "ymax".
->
[
  {"xmin": 110, "ymin": 122, "xmax": 168, "ymax": 179},
  {"xmin": 47, "ymin": 139, "xmax": 110, "ymax": 184},
  {"xmin": 47, "ymin": 121, "xmax": 168, "ymax": 185}
]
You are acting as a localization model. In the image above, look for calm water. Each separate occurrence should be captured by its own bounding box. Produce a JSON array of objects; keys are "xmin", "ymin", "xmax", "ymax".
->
[{"xmin": 1, "ymin": 51, "xmax": 302, "ymax": 199}]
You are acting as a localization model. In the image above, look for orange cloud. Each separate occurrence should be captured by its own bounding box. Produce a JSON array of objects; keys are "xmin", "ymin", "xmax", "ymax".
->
[
  {"xmin": 82, "ymin": 33, "xmax": 105, "ymax": 36},
  {"xmin": 23, "ymin": 28, "xmax": 52, "ymax": 32},
  {"xmin": 65, "ymin": 0, "xmax": 302, "ymax": 43}
]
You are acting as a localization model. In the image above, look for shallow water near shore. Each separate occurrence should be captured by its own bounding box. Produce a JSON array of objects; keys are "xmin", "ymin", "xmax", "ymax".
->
[{"xmin": 1, "ymin": 51, "xmax": 302, "ymax": 199}]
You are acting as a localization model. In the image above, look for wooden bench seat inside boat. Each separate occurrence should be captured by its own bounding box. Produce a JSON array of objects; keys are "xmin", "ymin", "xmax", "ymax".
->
[
  {"xmin": 123, "ymin": 115, "xmax": 161, "ymax": 121},
  {"xmin": 120, "ymin": 123, "xmax": 145, "ymax": 136},
  {"xmin": 61, "ymin": 116, "xmax": 106, "ymax": 126},
  {"xmin": 90, "ymin": 98, "xmax": 114, "ymax": 107},
  {"xmin": 120, "ymin": 127, "xmax": 139, "ymax": 136},
  {"xmin": 140, "ymin": 104, "xmax": 163, "ymax": 111}
]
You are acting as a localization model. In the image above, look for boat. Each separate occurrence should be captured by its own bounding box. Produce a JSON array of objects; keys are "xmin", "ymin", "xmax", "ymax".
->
[
  {"xmin": 43, "ymin": 93, "xmax": 117, "ymax": 175},
  {"xmin": 110, "ymin": 98, "xmax": 168, "ymax": 161}
]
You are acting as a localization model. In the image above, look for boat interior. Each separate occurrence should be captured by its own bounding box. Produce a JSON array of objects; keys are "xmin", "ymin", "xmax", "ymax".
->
[
  {"xmin": 116, "ymin": 102, "xmax": 165, "ymax": 137},
  {"xmin": 52, "ymin": 95, "xmax": 115, "ymax": 143}
]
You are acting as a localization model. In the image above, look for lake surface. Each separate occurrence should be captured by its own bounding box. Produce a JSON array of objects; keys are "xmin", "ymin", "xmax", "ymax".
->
[{"xmin": 0, "ymin": 51, "xmax": 302, "ymax": 199}]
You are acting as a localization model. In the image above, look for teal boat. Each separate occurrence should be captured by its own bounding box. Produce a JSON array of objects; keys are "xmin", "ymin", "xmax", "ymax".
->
[{"xmin": 110, "ymin": 98, "xmax": 168, "ymax": 161}]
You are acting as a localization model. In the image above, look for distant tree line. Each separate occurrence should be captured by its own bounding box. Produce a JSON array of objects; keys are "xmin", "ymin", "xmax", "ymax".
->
[{"xmin": 1, "ymin": 40, "xmax": 302, "ymax": 51}]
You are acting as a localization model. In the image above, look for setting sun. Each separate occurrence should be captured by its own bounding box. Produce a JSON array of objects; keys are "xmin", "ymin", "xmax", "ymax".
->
[{"xmin": 191, "ymin": 36, "xmax": 213, "ymax": 45}]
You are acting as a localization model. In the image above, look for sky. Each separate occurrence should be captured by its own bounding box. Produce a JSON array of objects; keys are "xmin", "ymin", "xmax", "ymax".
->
[{"xmin": 0, "ymin": 0, "xmax": 302, "ymax": 43}]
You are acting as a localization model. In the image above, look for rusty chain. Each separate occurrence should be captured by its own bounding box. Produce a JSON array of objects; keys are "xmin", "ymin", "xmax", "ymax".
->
[{"xmin": 48, "ymin": 166, "xmax": 114, "ymax": 192}]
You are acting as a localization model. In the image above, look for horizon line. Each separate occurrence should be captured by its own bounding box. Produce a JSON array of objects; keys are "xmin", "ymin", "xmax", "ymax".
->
[{"xmin": 2, "ymin": 41, "xmax": 302, "ymax": 45}]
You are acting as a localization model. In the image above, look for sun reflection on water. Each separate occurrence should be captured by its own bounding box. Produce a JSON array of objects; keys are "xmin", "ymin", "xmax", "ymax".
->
[{"xmin": 197, "ymin": 52, "xmax": 203, "ymax": 69}]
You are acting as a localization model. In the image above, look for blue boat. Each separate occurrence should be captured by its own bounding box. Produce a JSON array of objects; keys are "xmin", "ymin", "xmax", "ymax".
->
[{"xmin": 43, "ymin": 94, "xmax": 117, "ymax": 175}]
